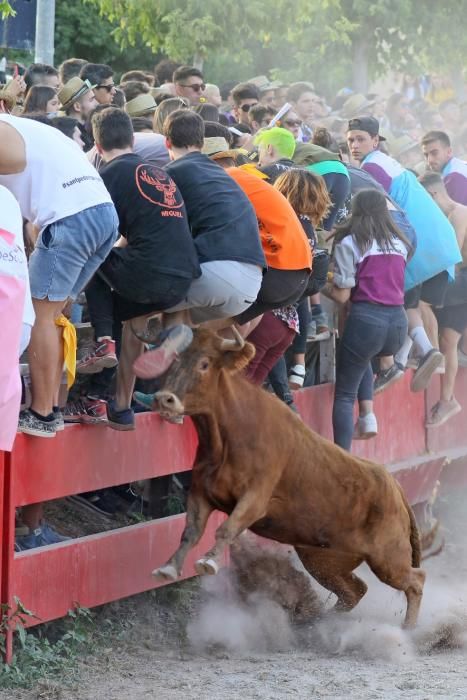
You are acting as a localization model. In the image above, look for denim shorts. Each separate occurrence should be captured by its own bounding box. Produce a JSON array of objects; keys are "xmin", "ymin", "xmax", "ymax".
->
[{"xmin": 29, "ymin": 203, "xmax": 118, "ymax": 302}]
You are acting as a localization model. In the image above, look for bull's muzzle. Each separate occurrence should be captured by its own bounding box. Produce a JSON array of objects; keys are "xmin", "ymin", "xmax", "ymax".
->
[{"xmin": 155, "ymin": 391, "xmax": 185, "ymax": 416}]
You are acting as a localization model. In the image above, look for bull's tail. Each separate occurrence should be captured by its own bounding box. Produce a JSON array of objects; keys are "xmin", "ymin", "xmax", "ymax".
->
[
  {"xmin": 398, "ymin": 485, "xmax": 421, "ymax": 568},
  {"xmin": 407, "ymin": 501, "xmax": 421, "ymax": 568}
]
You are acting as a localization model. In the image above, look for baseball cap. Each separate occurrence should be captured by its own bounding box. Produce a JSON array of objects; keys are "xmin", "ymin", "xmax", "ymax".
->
[{"xmin": 347, "ymin": 116, "xmax": 386, "ymax": 141}]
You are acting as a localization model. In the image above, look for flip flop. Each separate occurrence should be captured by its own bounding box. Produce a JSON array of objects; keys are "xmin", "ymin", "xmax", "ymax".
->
[{"xmin": 133, "ymin": 325, "xmax": 193, "ymax": 379}]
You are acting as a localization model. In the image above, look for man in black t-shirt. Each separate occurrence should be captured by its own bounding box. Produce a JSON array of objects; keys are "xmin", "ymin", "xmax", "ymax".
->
[
  {"xmin": 80, "ymin": 107, "xmax": 201, "ymax": 429},
  {"xmin": 132, "ymin": 109, "xmax": 266, "ymax": 381}
]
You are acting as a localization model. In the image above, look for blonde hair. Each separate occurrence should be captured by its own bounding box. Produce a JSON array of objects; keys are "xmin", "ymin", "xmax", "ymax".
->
[
  {"xmin": 153, "ymin": 97, "xmax": 189, "ymax": 134},
  {"xmin": 274, "ymin": 169, "xmax": 331, "ymax": 227}
]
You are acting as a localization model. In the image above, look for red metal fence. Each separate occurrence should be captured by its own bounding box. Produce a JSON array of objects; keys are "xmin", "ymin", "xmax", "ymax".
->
[{"xmin": 1, "ymin": 369, "xmax": 467, "ymax": 663}]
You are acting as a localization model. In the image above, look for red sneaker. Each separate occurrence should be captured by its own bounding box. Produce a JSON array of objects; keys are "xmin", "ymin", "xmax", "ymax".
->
[
  {"xmin": 63, "ymin": 398, "xmax": 108, "ymax": 424},
  {"xmin": 77, "ymin": 339, "xmax": 118, "ymax": 374}
]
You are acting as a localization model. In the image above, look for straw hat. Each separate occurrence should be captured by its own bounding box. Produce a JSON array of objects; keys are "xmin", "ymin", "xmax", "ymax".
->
[
  {"xmin": 249, "ymin": 75, "xmax": 279, "ymax": 92},
  {"xmin": 125, "ymin": 93, "xmax": 157, "ymax": 117},
  {"xmin": 58, "ymin": 77, "xmax": 95, "ymax": 108},
  {"xmin": 340, "ymin": 93, "xmax": 376, "ymax": 118},
  {"xmin": 389, "ymin": 134, "xmax": 420, "ymax": 159}
]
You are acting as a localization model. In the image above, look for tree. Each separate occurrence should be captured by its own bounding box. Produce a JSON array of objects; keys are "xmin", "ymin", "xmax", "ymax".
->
[
  {"xmin": 82, "ymin": 0, "xmax": 467, "ymax": 95},
  {"xmin": 54, "ymin": 0, "xmax": 156, "ymax": 75},
  {"xmin": 85, "ymin": 0, "xmax": 272, "ymax": 70},
  {"xmin": 0, "ymin": 0, "xmax": 13, "ymax": 19}
]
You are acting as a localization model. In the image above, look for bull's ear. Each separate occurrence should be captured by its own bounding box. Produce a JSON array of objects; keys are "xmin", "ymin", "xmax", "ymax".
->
[{"xmin": 222, "ymin": 341, "xmax": 256, "ymax": 373}]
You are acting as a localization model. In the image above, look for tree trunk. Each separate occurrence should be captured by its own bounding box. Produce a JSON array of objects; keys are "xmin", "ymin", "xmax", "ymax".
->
[
  {"xmin": 193, "ymin": 51, "xmax": 204, "ymax": 71},
  {"xmin": 352, "ymin": 36, "xmax": 369, "ymax": 93}
]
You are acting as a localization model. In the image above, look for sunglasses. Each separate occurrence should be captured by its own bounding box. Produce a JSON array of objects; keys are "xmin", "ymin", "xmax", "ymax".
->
[
  {"xmin": 240, "ymin": 102, "xmax": 258, "ymax": 112},
  {"xmin": 96, "ymin": 83, "xmax": 115, "ymax": 92},
  {"xmin": 179, "ymin": 83, "xmax": 206, "ymax": 92},
  {"xmin": 284, "ymin": 119, "xmax": 302, "ymax": 127}
]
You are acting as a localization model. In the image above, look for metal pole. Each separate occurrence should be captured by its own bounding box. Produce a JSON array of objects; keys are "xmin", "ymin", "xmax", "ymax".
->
[{"xmin": 34, "ymin": 0, "xmax": 55, "ymax": 65}]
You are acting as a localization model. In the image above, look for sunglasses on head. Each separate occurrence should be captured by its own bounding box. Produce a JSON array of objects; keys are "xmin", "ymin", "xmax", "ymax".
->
[
  {"xmin": 179, "ymin": 83, "xmax": 206, "ymax": 92},
  {"xmin": 96, "ymin": 83, "xmax": 115, "ymax": 92},
  {"xmin": 284, "ymin": 119, "xmax": 302, "ymax": 127},
  {"xmin": 240, "ymin": 102, "xmax": 258, "ymax": 112}
]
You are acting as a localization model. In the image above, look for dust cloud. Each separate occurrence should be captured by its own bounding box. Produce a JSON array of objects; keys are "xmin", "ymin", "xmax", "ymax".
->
[{"xmin": 187, "ymin": 488, "xmax": 467, "ymax": 662}]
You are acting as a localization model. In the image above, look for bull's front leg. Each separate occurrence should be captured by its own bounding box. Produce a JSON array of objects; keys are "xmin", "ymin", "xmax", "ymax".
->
[
  {"xmin": 195, "ymin": 491, "xmax": 268, "ymax": 576},
  {"xmin": 152, "ymin": 488, "xmax": 214, "ymax": 582}
]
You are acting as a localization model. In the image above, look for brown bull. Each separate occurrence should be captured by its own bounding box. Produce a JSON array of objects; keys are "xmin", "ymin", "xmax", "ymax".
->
[{"xmin": 149, "ymin": 328, "xmax": 425, "ymax": 627}]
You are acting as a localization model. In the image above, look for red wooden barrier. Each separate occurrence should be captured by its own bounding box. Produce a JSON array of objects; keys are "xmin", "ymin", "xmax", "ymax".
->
[
  {"xmin": 2, "ymin": 368, "xmax": 467, "ymax": 663},
  {"xmin": 0, "ymin": 414, "xmax": 225, "ymax": 663}
]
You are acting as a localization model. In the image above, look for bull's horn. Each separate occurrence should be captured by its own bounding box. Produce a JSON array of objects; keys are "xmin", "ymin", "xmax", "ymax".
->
[{"xmin": 220, "ymin": 325, "xmax": 245, "ymax": 351}]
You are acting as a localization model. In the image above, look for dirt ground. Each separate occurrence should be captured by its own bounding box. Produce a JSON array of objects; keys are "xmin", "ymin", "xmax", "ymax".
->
[{"xmin": 2, "ymin": 489, "xmax": 467, "ymax": 700}]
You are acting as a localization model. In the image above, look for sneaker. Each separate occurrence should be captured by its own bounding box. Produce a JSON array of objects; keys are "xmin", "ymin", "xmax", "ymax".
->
[
  {"xmin": 353, "ymin": 412, "xmax": 378, "ymax": 440},
  {"xmin": 458, "ymin": 347, "xmax": 467, "ymax": 368},
  {"xmin": 16, "ymin": 522, "xmax": 71, "ymax": 550},
  {"xmin": 426, "ymin": 399, "xmax": 461, "ymax": 428},
  {"xmin": 130, "ymin": 316, "xmax": 162, "ymax": 344},
  {"xmin": 288, "ymin": 364, "xmax": 306, "ymax": 390},
  {"xmin": 106, "ymin": 399, "xmax": 135, "ymax": 431},
  {"xmin": 63, "ymin": 397, "xmax": 108, "ymax": 424},
  {"xmin": 53, "ymin": 408, "xmax": 65, "ymax": 432},
  {"xmin": 18, "ymin": 409, "xmax": 56, "ymax": 438},
  {"xmin": 77, "ymin": 339, "xmax": 118, "ymax": 375},
  {"xmin": 67, "ymin": 488, "xmax": 120, "ymax": 517},
  {"xmin": 306, "ymin": 320, "xmax": 331, "ymax": 342},
  {"xmin": 374, "ymin": 363, "xmax": 404, "ymax": 395},
  {"xmin": 434, "ymin": 357, "xmax": 446, "ymax": 374},
  {"xmin": 411, "ymin": 349, "xmax": 443, "ymax": 393},
  {"xmin": 133, "ymin": 391, "xmax": 156, "ymax": 410},
  {"xmin": 133, "ymin": 325, "xmax": 194, "ymax": 379}
]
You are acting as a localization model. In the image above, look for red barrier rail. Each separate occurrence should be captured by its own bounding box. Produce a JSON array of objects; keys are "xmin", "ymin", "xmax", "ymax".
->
[
  {"xmin": 0, "ymin": 413, "xmax": 225, "ymax": 663},
  {"xmin": 1, "ymin": 370, "xmax": 467, "ymax": 663}
]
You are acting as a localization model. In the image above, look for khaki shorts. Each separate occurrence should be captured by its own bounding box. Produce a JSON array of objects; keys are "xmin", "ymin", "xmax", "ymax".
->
[{"xmin": 166, "ymin": 260, "xmax": 262, "ymax": 324}]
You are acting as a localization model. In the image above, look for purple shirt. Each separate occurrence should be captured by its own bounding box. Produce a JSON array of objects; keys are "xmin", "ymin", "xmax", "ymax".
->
[
  {"xmin": 443, "ymin": 157, "xmax": 467, "ymax": 205},
  {"xmin": 333, "ymin": 235, "xmax": 408, "ymax": 306}
]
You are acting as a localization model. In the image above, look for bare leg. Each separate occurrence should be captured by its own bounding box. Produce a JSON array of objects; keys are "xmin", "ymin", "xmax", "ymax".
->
[
  {"xmin": 115, "ymin": 319, "xmax": 145, "ymax": 411},
  {"xmin": 358, "ymin": 399, "xmax": 373, "ymax": 417},
  {"xmin": 419, "ymin": 302, "xmax": 439, "ymax": 349},
  {"xmin": 152, "ymin": 488, "xmax": 214, "ymax": 580},
  {"xmin": 439, "ymin": 327, "xmax": 460, "ymax": 402},
  {"xmin": 29, "ymin": 299, "xmax": 65, "ymax": 415}
]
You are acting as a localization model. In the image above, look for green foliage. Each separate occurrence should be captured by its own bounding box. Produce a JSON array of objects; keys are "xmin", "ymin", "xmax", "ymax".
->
[
  {"xmin": 54, "ymin": 0, "xmax": 157, "ymax": 76},
  {"xmin": 0, "ymin": 0, "xmax": 14, "ymax": 20},
  {"xmin": 0, "ymin": 600, "xmax": 101, "ymax": 690},
  {"xmin": 58, "ymin": 0, "xmax": 467, "ymax": 92}
]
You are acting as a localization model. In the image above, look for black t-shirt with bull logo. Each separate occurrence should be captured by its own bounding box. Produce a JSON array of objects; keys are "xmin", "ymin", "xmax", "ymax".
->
[{"xmin": 100, "ymin": 153, "xmax": 201, "ymax": 295}]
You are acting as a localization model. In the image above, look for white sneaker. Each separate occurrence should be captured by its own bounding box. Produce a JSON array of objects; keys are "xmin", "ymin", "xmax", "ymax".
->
[{"xmin": 353, "ymin": 412, "xmax": 378, "ymax": 440}]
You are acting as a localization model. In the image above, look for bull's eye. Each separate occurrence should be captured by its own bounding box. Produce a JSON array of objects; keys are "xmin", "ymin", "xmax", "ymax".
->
[{"xmin": 198, "ymin": 358, "xmax": 210, "ymax": 372}]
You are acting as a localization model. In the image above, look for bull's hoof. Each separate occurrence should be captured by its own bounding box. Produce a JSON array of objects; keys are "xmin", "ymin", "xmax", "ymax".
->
[
  {"xmin": 152, "ymin": 564, "xmax": 178, "ymax": 582},
  {"xmin": 195, "ymin": 557, "xmax": 219, "ymax": 576}
]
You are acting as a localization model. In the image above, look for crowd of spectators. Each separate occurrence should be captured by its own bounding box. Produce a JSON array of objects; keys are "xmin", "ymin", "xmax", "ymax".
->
[{"xmin": 1, "ymin": 58, "xmax": 467, "ymax": 549}]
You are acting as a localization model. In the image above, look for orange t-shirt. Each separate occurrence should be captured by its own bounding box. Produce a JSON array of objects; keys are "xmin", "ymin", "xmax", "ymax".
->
[{"xmin": 227, "ymin": 167, "xmax": 312, "ymax": 271}]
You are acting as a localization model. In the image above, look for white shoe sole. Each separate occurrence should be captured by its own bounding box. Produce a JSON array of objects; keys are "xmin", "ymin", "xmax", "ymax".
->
[{"xmin": 411, "ymin": 352, "xmax": 443, "ymax": 392}]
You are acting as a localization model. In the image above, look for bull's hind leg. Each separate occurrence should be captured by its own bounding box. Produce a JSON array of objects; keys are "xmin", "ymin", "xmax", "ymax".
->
[
  {"xmin": 367, "ymin": 553, "xmax": 425, "ymax": 628},
  {"xmin": 152, "ymin": 488, "xmax": 214, "ymax": 581},
  {"xmin": 296, "ymin": 547, "xmax": 367, "ymax": 612}
]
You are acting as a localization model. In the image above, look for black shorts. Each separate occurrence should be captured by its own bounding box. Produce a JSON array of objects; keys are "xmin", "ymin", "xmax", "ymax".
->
[
  {"xmin": 236, "ymin": 267, "xmax": 310, "ymax": 324},
  {"xmin": 435, "ymin": 302, "xmax": 467, "ymax": 334},
  {"xmin": 99, "ymin": 250, "xmax": 192, "ymax": 322},
  {"xmin": 404, "ymin": 271, "xmax": 449, "ymax": 309}
]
